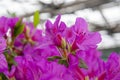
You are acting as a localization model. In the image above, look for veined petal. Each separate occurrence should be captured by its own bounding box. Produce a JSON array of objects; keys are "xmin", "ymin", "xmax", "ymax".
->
[
  {"xmin": 0, "ymin": 37, "xmax": 6, "ymax": 52},
  {"xmin": 0, "ymin": 54, "xmax": 8, "ymax": 75},
  {"xmin": 59, "ymin": 21, "xmax": 66, "ymax": 32},
  {"xmin": 74, "ymin": 17, "xmax": 88, "ymax": 34},
  {"xmin": 45, "ymin": 20, "xmax": 53, "ymax": 34},
  {"xmin": 53, "ymin": 15, "xmax": 61, "ymax": 28}
]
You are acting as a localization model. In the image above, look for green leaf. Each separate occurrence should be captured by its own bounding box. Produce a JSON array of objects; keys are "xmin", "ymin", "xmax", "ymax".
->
[
  {"xmin": 79, "ymin": 59, "xmax": 88, "ymax": 69},
  {"xmin": 7, "ymin": 10, "xmax": 16, "ymax": 17},
  {"xmin": 33, "ymin": 10, "xmax": 40, "ymax": 28},
  {"xmin": 0, "ymin": 73, "xmax": 8, "ymax": 80},
  {"xmin": 58, "ymin": 59, "xmax": 69, "ymax": 67},
  {"xmin": 14, "ymin": 19, "xmax": 24, "ymax": 37},
  {"xmin": 47, "ymin": 56, "xmax": 61, "ymax": 61}
]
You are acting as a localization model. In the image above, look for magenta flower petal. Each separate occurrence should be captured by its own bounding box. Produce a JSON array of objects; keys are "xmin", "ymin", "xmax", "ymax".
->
[
  {"xmin": 45, "ymin": 20, "xmax": 53, "ymax": 33},
  {"xmin": 7, "ymin": 17, "xmax": 19, "ymax": 28},
  {"xmin": 53, "ymin": 15, "xmax": 61, "ymax": 28},
  {"xmin": 0, "ymin": 53, "xmax": 8, "ymax": 75},
  {"xmin": 0, "ymin": 16, "xmax": 9, "ymax": 36},
  {"xmin": 105, "ymin": 52, "xmax": 120, "ymax": 79},
  {"xmin": 79, "ymin": 32, "xmax": 102, "ymax": 50},
  {"xmin": 68, "ymin": 54, "xmax": 79, "ymax": 67},
  {"xmin": 59, "ymin": 21, "xmax": 66, "ymax": 32},
  {"xmin": 14, "ymin": 55, "xmax": 41, "ymax": 80},
  {"xmin": 74, "ymin": 17, "xmax": 88, "ymax": 34},
  {"xmin": 0, "ymin": 37, "xmax": 6, "ymax": 53},
  {"xmin": 83, "ymin": 32, "xmax": 102, "ymax": 46}
]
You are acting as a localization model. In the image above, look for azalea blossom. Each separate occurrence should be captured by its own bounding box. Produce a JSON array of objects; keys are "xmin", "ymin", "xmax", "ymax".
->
[
  {"xmin": 0, "ymin": 15, "xmax": 119, "ymax": 80},
  {"xmin": 0, "ymin": 37, "xmax": 6, "ymax": 53},
  {"xmin": 0, "ymin": 16, "xmax": 8, "ymax": 36},
  {"xmin": 0, "ymin": 53, "xmax": 8, "ymax": 76}
]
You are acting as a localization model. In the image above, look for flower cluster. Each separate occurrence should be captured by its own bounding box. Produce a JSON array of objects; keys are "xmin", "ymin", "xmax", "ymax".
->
[{"xmin": 0, "ymin": 15, "xmax": 120, "ymax": 80}]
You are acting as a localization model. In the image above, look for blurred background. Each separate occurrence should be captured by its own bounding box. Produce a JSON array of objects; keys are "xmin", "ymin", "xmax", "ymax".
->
[{"xmin": 0, "ymin": 0, "xmax": 120, "ymax": 58}]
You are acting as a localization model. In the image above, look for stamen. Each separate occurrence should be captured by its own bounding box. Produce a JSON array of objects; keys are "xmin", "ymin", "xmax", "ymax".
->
[
  {"xmin": 85, "ymin": 76, "xmax": 89, "ymax": 80},
  {"xmin": 95, "ymin": 77, "xmax": 98, "ymax": 80}
]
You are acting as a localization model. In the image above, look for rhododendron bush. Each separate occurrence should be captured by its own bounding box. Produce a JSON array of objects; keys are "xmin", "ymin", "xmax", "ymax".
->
[{"xmin": 0, "ymin": 13, "xmax": 120, "ymax": 80}]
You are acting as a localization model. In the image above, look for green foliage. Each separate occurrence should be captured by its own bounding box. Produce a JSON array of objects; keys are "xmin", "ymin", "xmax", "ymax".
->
[
  {"xmin": 13, "ymin": 19, "xmax": 24, "ymax": 37},
  {"xmin": 33, "ymin": 10, "xmax": 40, "ymax": 28},
  {"xmin": 79, "ymin": 59, "xmax": 88, "ymax": 69},
  {"xmin": 7, "ymin": 10, "xmax": 16, "ymax": 17},
  {"xmin": 47, "ymin": 56, "xmax": 62, "ymax": 61},
  {"xmin": 0, "ymin": 73, "xmax": 8, "ymax": 80},
  {"xmin": 58, "ymin": 59, "xmax": 69, "ymax": 67}
]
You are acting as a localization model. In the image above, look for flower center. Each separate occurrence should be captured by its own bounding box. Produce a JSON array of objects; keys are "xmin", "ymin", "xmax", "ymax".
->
[{"xmin": 85, "ymin": 76, "xmax": 98, "ymax": 80}]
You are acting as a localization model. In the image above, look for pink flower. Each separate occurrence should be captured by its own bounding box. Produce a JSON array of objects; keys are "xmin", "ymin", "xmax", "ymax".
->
[
  {"xmin": 1, "ymin": 14, "xmax": 119, "ymax": 80},
  {"xmin": 7, "ymin": 17, "xmax": 19, "ymax": 29},
  {"xmin": 0, "ymin": 54, "xmax": 8, "ymax": 76},
  {"xmin": 71, "ymin": 17, "xmax": 102, "ymax": 50},
  {"xmin": 45, "ymin": 15, "xmax": 67, "ymax": 46},
  {"xmin": 13, "ymin": 55, "xmax": 41, "ymax": 80},
  {"xmin": 37, "ymin": 58, "xmax": 75, "ymax": 80},
  {"xmin": 0, "ymin": 37, "xmax": 6, "ymax": 53},
  {"xmin": 105, "ymin": 52, "xmax": 120, "ymax": 80},
  {"xmin": 0, "ymin": 16, "xmax": 19, "ymax": 36},
  {"xmin": 0, "ymin": 16, "xmax": 8, "ymax": 36}
]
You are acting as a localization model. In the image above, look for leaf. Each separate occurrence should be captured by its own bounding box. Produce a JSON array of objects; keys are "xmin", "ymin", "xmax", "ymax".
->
[
  {"xmin": 58, "ymin": 59, "xmax": 69, "ymax": 67},
  {"xmin": 7, "ymin": 10, "xmax": 16, "ymax": 17},
  {"xmin": 79, "ymin": 59, "xmax": 88, "ymax": 69},
  {"xmin": 0, "ymin": 73, "xmax": 8, "ymax": 80},
  {"xmin": 33, "ymin": 10, "xmax": 40, "ymax": 28},
  {"xmin": 47, "ymin": 56, "xmax": 61, "ymax": 61},
  {"xmin": 14, "ymin": 19, "xmax": 24, "ymax": 37}
]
